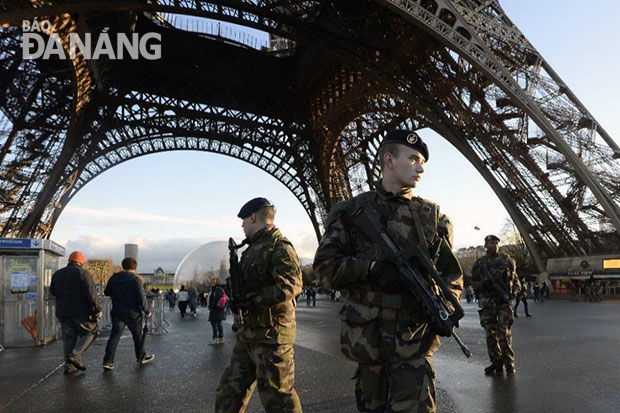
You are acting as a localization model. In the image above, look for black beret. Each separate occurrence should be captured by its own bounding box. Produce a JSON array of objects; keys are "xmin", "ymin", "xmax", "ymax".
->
[
  {"xmin": 381, "ymin": 130, "xmax": 429, "ymax": 162},
  {"xmin": 485, "ymin": 234, "xmax": 500, "ymax": 243},
  {"xmin": 237, "ymin": 197, "xmax": 274, "ymax": 218}
]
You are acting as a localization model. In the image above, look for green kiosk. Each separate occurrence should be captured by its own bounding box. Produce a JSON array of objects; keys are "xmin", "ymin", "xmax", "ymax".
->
[{"xmin": 0, "ymin": 238, "xmax": 65, "ymax": 349}]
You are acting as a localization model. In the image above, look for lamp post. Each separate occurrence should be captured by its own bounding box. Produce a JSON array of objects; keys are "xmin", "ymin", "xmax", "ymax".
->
[{"xmin": 474, "ymin": 226, "xmax": 480, "ymax": 260}]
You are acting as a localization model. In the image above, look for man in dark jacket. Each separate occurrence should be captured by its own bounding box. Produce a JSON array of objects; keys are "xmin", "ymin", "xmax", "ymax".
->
[
  {"xmin": 102, "ymin": 257, "xmax": 154, "ymax": 370},
  {"xmin": 50, "ymin": 251, "xmax": 102, "ymax": 374}
]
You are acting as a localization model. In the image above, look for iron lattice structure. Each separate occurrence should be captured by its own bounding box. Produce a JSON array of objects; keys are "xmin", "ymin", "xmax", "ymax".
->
[{"xmin": 1, "ymin": 0, "xmax": 620, "ymax": 271}]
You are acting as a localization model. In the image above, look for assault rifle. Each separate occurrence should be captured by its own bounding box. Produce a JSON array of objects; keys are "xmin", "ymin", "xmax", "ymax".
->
[
  {"xmin": 478, "ymin": 259, "xmax": 511, "ymax": 304},
  {"xmin": 228, "ymin": 238, "xmax": 246, "ymax": 317},
  {"xmin": 352, "ymin": 200, "xmax": 471, "ymax": 358}
]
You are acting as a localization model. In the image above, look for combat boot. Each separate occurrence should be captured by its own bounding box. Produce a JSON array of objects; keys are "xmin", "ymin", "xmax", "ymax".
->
[
  {"xmin": 484, "ymin": 364, "xmax": 503, "ymax": 376},
  {"xmin": 505, "ymin": 364, "xmax": 516, "ymax": 376}
]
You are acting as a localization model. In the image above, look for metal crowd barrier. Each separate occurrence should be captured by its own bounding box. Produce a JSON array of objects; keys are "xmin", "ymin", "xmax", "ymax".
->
[
  {"xmin": 99, "ymin": 296, "xmax": 113, "ymax": 330},
  {"xmin": 97, "ymin": 295, "xmax": 168, "ymax": 335},
  {"xmin": 147, "ymin": 294, "xmax": 168, "ymax": 335}
]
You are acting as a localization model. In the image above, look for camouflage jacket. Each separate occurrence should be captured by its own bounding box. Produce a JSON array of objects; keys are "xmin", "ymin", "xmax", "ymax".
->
[
  {"xmin": 472, "ymin": 253, "xmax": 521, "ymax": 303},
  {"xmin": 313, "ymin": 183, "xmax": 463, "ymax": 362},
  {"xmin": 237, "ymin": 226, "xmax": 303, "ymax": 345}
]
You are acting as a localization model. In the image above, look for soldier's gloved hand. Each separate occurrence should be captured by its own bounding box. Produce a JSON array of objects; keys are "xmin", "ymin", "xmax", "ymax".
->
[
  {"xmin": 369, "ymin": 261, "xmax": 406, "ymax": 294},
  {"xmin": 429, "ymin": 321, "xmax": 452, "ymax": 337}
]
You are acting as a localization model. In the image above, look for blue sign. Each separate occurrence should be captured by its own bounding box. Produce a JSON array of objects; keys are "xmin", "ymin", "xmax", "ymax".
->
[
  {"xmin": 45, "ymin": 240, "xmax": 65, "ymax": 256},
  {"xmin": 25, "ymin": 292, "xmax": 37, "ymax": 301},
  {"xmin": 0, "ymin": 238, "xmax": 31, "ymax": 248}
]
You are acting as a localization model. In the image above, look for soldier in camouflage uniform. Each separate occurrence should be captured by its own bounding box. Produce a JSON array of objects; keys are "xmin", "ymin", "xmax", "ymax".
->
[
  {"xmin": 471, "ymin": 234, "xmax": 521, "ymax": 376},
  {"xmin": 215, "ymin": 197, "xmax": 303, "ymax": 413},
  {"xmin": 313, "ymin": 130, "xmax": 463, "ymax": 413}
]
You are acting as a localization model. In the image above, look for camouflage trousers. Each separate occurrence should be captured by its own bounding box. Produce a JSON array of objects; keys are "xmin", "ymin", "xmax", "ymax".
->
[
  {"xmin": 478, "ymin": 301, "xmax": 515, "ymax": 365},
  {"xmin": 354, "ymin": 357, "xmax": 436, "ymax": 413},
  {"xmin": 215, "ymin": 338, "xmax": 301, "ymax": 413}
]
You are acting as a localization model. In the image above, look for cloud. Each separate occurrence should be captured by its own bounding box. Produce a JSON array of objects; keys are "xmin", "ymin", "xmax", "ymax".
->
[
  {"xmin": 63, "ymin": 206, "xmax": 239, "ymax": 229},
  {"xmin": 57, "ymin": 229, "xmax": 320, "ymax": 276},
  {"xmin": 56, "ymin": 204, "xmax": 320, "ymax": 270},
  {"xmin": 60, "ymin": 235, "xmax": 221, "ymax": 273}
]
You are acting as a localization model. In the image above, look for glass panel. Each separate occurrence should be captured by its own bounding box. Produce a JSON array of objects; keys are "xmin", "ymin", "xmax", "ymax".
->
[
  {"xmin": 42, "ymin": 254, "xmax": 60, "ymax": 342},
  {"xmin": 2, "ymin": 256, "xmax": 39, "ymax": 347}
]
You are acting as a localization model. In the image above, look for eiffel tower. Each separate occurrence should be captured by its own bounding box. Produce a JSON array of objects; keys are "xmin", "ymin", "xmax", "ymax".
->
[{"xmin": 1, "ymin": 1, "xmax": 619, "ymax": 272}]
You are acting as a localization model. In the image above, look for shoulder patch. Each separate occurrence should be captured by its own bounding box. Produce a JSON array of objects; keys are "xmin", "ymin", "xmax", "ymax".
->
[
  {"xmin": 412, "ymin": 197, "xmax": 441, "ymax": 246},
  {"xmin": 417, "ymin": 197, "xmax": 438, "ymax": 210},
  {"xmin": 277, "ymin": 236, "xmax": 293, "ymax": 246},
  {"xmin": 438, "ymin": 212, "xmax": 454, "ymax": 248}
]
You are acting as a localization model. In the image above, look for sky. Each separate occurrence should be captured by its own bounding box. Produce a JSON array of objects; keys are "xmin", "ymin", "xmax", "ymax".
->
[{"xmin": 51, "ymin": 1, "xmax": 620, "ymax": 272}]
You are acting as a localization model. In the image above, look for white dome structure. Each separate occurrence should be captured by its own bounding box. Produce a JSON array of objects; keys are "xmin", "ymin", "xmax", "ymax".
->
[{"xmin": 173, "ymin": 241, "xmax": 230, "ymax": 288}]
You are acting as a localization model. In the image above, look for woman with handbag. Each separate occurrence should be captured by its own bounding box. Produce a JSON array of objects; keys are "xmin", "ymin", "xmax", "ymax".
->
[{"xmin": 208, "ymin": 278, "xmax": 228, "ymax": 344}]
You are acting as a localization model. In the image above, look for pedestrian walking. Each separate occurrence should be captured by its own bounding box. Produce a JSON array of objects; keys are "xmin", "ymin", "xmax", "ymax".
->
[
  {"xmin": 188, "ymin": 285, "xmax": 198, "ymax": 317},
  {"xmin": 166, "ymin": 289, "xmax": 176, "ymax": 310},
  {"xmin": 49, "ymin": 251, "xmax": 102, "ymax": 374},
  {"xmin": 313, "ymin": 130, "xmax": 463, "ymax": 411},
  {"xmin": 208, "ymin": 278, "xmax": 227, "ymax": 344},
  {"xmin": 466, "ymin": 285, "xmax": 474, "ymax": 303},
  {"xmin": 540, "ymin": 281, "xmax": 548, "ymax": 302},
  {"xmin": 215, "ymin": 197, "xmax": 303, "ymax": 412},
  {"xmin": 102, "ymin": 257, "xmax": 155, "ymax": 370},
  {"xmin": 177, "ymin": 285, "xmax": 189, "ymax": 318},
  {"xmin": 514, "ymin": 279, "xmax": 532, "ymax": 318},
  {"xmin": 534, "ymin": 283, "xmax": 541, "ymax": 302}
]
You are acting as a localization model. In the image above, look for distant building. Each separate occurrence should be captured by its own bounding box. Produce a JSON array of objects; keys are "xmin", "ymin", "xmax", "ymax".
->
[
  {"xmin": 547, "ymin": 254, "xmax": 620, "ymax": 295},
  {"xmin": 140, "ymin": 266, "xmax": 174, "ymax": 286}
]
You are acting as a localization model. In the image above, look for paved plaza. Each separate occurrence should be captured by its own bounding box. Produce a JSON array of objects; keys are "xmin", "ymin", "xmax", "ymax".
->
[{"xmin": 2, "ymin": 296, "xmax": 620, "ymax": 412}]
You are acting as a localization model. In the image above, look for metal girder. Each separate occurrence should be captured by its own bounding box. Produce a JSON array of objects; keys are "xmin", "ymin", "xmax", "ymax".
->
[
  {"xmin": 379, "ymin": 0, "xmax": 620, "ymax": 238},
  {"xmin": 15, "ymin": 88, "xmax": 325, "ymax": 240},
  {"xmin": 0, "ymin": 0, "xmax": 619, "ymax": 263}
]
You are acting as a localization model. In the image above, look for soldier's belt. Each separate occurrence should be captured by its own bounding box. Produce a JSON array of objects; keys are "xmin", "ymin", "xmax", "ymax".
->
[{"xmin": 347, "ymin": 288, "xmax": 402, "ymax": 310}]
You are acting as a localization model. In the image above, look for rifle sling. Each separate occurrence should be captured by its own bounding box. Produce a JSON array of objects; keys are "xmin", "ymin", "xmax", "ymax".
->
[
  {"xmin": 353, "ymin": 194, "xmax": 434, "ymax": 264},
  {"xmin": 406, "ymin": 201, "xmax": 436, "ymax": 264},
  {"xmin": 480, "ymin": 258, "xmax": 508, "ymax": 300}
]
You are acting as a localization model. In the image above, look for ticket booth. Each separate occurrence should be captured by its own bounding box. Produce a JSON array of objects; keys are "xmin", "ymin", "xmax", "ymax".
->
[{"xmin": 0, "ymin": 238, "xmax": 65, "ymax": 348}]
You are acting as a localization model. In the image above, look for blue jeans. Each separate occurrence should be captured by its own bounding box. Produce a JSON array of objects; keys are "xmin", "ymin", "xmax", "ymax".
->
[
  {"xmin": 210, "ymin": 320, "xmax": 223, "ymax": 339},
  {"xmin": 103, "ymin": 313, "xmax": 143, "ymax": 363}
]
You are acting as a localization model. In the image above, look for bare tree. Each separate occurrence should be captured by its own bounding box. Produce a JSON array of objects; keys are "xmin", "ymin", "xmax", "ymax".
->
[
  {"xmin": 84, "ymin": 258, "xmax": 116, "ymax": 286},
  {"xmin": 500, "ymin": 218, "xmax": 536, "ymax": 276},
  {"xmin": 218, "ymin": 258, "xmax": 228, "ymax": 280}
]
